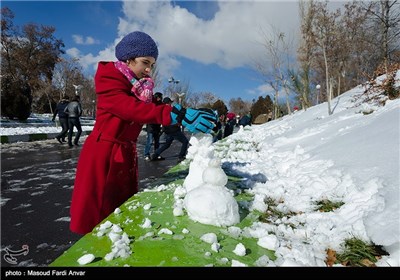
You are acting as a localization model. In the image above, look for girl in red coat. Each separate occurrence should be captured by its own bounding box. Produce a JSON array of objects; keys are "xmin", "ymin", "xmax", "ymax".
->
[{"xmin": 70, "ymin": 31, "xmax": 216, "ymax": 234}]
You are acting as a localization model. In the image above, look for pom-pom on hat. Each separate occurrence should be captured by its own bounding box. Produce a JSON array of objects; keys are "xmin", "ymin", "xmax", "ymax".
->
[{"xmin": 115, "ymin": 31, "xmax": 159, "ymax": 61}]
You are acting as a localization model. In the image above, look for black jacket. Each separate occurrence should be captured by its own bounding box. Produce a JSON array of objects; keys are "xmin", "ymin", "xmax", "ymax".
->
[
  {"xmin": 224, "ymin": 119, "xmax": 236, "ymax": 137},
  {"xmin": 162, "ymin": 124, "xmax": 181, "ymax": 134},
  {"xmin": 146, "ymin": 123, "xmax": 162, "ymax": 133},
  {"xmin": 146, "ymin": 98, "xmax": 163, "ymax": 133},
  {"xmin": 52, "ymin": 101, "xmax": 69, "ymax": 120}
]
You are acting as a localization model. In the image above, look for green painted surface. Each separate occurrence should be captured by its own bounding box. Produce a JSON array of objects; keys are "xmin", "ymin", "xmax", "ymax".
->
[
  {"xmin": 50, "ymin": 165, "xmax": 275, "ymax": 267},
  {"xmin": 1, "ymin": 135, "xmax": 9, "ymax": 144},
  {"xmin": 30, "ymin": 133, "xmax": 47, "ymax": 141}
]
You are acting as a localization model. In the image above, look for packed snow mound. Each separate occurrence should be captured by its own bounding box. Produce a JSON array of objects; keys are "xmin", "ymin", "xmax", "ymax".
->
[{"xmin": 184, "ymin": 184, "xmax": 240, "ymax": 227}]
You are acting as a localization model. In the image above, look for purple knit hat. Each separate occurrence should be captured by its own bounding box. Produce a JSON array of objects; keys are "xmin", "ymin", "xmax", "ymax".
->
[{"xmin": 115, "ymin": 31, "xmax": 159, "ymax": 61}]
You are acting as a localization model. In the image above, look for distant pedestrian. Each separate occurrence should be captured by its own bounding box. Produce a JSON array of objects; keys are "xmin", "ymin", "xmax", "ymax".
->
[
  {"xmin": 239, "ymin": 113, "xmax": 252, "ymax": 127},
  {"xmin": 224, "ymin": 112, "xmax": 236, "ymax": 138},
  {"xmin": 52, "ymin": 95, "xmax": 70, "ymax": 143},
  {"xmin": 64, "ymin": 95, "xmax": 83, "ymax": 148},
  {"xmin": 151, "ymin": 97, "xmax": 189, "ymax": 161},
  {"xmin": 212, "ymin": 115, "xmax": 223, "ymax": 142},
  {"xmin": 235, "ymin": 115, "xmax": 240, "ymax": 127},
  {"xmin": 144, "ymin": 92, "xmax": 163, "ymax": 160},
  {"xmin": 267, "ymin": 111, "xmax": 273, "ymax": 122}
]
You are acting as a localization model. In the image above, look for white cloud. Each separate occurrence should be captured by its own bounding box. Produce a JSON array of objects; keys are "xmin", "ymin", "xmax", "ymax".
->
[
  {"xmin": 67, "ymin": 1, "xmax": 300, "ymax": 76},
  {"xmin": 88, "ymin": 0, "xmax": 299, "ymax": 87},
  {"xmin": 255, "ymin": 83, "xmax": 274, "ymax": 96},
  {"xmin": 66, "ymin": 47, "xmax": 80, "ymax": 59},
  {"xmin": 67, "ymin": 0, "xmax": 342, "ymax": 90},
  {"xmin": 72, "ymin": 35, "xmax": 100, "ymax": 45},
  {"xmin": 117, "ymin": 0, "xmax": 300, "ymax": 70},
  {"xmin": 66, "ymin": 47, "xmax": 113, "ymax": 74}
]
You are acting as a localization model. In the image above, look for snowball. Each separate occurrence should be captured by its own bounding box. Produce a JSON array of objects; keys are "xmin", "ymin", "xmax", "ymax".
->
[
  {"xmin": 200, "ymin": 232, "xmax": 218, "ymax": 244},
  {"xmin": 77, "ymin": 253, "xmax": 95, "ymax": 265},
  {"xmin": 233, "ymin": 243, "xmax": 246, "ymax": 256}
]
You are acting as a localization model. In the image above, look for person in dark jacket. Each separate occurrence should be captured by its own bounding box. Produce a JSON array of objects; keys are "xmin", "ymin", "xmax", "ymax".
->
[
  {"xmin": 144, "ymin": 92, "xmax": 163, "ymax": 160},
  {"xmin": 52, "ymin": 95, "xmax": 70, "ymax": 143},
  {"xmin": 239, "ymin": 113, "xmax": 252, "ymax": 127},
  {"xmin": 212, "ymin": 116, "xmax": 223, "ymax": 142},
  {"xmin": 224, "ymin": 113, "xmax": 236, "ymax": 138},
  {"xmin": 151, "ymin": 97, "xmax": 189, "ymax": 161},
  {"xmin": 64, "ymin": 95, "xmax": 83, "ymax": 148}
]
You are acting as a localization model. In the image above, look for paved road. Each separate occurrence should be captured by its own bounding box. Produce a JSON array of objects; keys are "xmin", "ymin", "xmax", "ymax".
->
[{"xmin": 0, "ymin": 133, "xmax": 186, "ymax": 267}]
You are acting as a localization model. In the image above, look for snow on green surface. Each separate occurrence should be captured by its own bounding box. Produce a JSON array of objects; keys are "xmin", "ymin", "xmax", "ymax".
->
[{"xmin": 51, "ymin": 174, "xmax": 275, "ymax": 267}]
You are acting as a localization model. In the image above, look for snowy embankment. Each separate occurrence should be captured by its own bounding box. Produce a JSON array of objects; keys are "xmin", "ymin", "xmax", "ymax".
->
[{"xmin": 211, "ymin": 82, "xmax": 399, "ymax": 266}]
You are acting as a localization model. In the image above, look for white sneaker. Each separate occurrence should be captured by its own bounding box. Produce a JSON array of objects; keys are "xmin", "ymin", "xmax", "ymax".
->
[{"xmin": 145, "ymin": 156, "xmax": 150, "ymax": 161}]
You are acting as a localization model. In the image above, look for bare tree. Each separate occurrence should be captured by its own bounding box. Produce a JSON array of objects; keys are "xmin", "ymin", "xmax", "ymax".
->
[
  {"xmin": 297, "ymin": 0, "xmax": 314, "ymax": 106},
  {"xmin": 268, "ymin": 80, "xmax": 281, "ymax": 119},
  {"xmin": 184, "ymin": 92, "xmax": 201, "ymax": 108},
  {"xmin": 184, "ymin": 91, "xmax": 218, "ymax": 108},
  {"xmin": 228, "ymin": 97, "xmax": 252, "ymax": 117},
  {"xmin": 199, "ymin": 92, "xmax": 219, "ymax": 108},
  {"xmin": 52, "ymin": 58, "xmax": 82, "ymax": 100},
  {"xmin": 255, "ymin": 25, "xmax": 297, "ymax": 114},
  {"xmin": 151, "ymin": 64, "xmax": 161, "ymax": 90},
  {"xmin": 362, "ymin": 0, "xmax": 400, "ymax": 73},
  {"xmin": 301, "ymin": 1, "xmax": 347, "ymax": 115},
  {"xmin": 1, "ymin": 7, "xmax": 65, "ymax": 116},
  {"xmin": 163, "ymin": 78, "xmax": 189, "ymax": 103}
]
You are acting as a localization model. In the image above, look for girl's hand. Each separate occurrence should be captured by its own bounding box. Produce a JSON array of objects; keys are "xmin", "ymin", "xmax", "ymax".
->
[{"xmin": 132, "ymin": 77, "xmax": 154, "ymax": 103}]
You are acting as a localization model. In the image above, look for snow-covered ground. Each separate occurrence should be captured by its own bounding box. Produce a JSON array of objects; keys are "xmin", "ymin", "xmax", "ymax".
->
[
  {"xmin": 0, "ymin": 114, "xmax": 94, "ymax": 136},
  {"xmin": 166, "ymin": 72, "xmax": 399, "ymax": 266}
]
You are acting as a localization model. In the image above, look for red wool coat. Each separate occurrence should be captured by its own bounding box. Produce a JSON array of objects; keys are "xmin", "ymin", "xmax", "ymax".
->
[{"xmin": 70, "ymin": 62, "xmax": 172, "ymax": 234}]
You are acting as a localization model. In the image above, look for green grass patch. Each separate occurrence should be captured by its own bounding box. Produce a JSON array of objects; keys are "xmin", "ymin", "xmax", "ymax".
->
[
  {"xmin": 1, "ymin": 135, "xmax": 9, "ymax": 144},
  {"xmin": 336, "ymin": 237, "xmax": 389, "ymax": 267},
  {"xmin": 258, "ymin": 197, "xmax": 298, "ymax": 226},
  {"xmin": 50, "ymin": 169, "xmax": 275, "ymax": 267},
  {"xmin": 315, "ymin": 199, "xmax": 344, "ymax": 212},
  {"xmin": 29, "ymin": 133, "xmax": 47, "ymax": 141}
]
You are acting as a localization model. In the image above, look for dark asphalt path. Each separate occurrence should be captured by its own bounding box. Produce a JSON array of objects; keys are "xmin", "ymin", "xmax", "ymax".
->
[{"xmin": 0, "ymin": 133, "xmax": 186, "ymax": 267}]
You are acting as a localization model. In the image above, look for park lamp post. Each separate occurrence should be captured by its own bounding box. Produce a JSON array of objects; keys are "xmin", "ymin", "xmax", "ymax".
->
[
  {"xmin": 168, "ymin": 76, "xmax": 180, "ymax": 98},
  {"xmin": 73, "ymin": 84, "xmax": 83, "ymax": 96},
  {"xmin": 168, "ymin": 76, "xmax": 180, "ymax": 85},
  {"xmin": 176, "ymin": 92, "xmax": 186, "ymax": 105},
  {"xmin": 316, "ymin": 84, "xmax": 321, "ymax": 105},
  {"xmin": 92, "ymin": 100, "xmax": 96, "ymax": 119}
]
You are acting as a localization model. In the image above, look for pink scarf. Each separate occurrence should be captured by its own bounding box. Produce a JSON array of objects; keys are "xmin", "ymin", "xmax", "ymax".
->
[{"xmin": 114, "ymin": 61, "xmax": 154, "ymax": 103}]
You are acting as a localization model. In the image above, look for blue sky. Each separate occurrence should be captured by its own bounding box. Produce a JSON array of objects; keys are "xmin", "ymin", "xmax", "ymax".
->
[{"xmin": 3, "ymin": 0, "xmax": 306, "ymax": 104}]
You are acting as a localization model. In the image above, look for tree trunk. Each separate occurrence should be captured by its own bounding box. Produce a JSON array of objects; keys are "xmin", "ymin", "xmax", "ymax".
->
[{"xmin": 322, "ymin": 43, "xmax": 332, "ymax": 115}]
